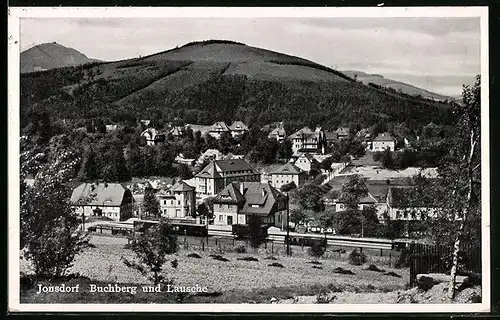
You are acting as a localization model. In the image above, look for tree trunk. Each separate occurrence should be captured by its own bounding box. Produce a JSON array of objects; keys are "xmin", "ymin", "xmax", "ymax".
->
[{"xmin": 448, "ymin": 130, "xmax": 477, "ymax": 299}]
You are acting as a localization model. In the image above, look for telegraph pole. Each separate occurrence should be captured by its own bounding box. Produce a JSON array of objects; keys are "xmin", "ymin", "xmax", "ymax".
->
[{"xmin": 286, "ymin": 192, "xmax": 290, "ymax": 256}]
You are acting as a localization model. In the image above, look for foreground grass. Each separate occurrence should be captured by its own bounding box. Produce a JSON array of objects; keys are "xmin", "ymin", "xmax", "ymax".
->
[
  {"xmin": 20, "ymin": 276, "xmax": 398, "ymax": 304},
  {"xmin": 20, "ymin": 235, "xmax": 408, "ymax": 303}
]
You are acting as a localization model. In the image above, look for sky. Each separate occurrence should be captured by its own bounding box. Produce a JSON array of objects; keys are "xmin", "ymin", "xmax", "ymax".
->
[{"xmin": 20, "ymin": 17, "xmax": 481, "ymax": 97}]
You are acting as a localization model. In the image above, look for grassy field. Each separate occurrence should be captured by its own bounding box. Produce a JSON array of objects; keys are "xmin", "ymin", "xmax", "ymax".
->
[{"xmin": 21, "ymin": 234, "xmax": 409, "ymax": 304}]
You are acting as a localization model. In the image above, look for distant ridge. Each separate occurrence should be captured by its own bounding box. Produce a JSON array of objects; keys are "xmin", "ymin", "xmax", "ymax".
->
[
  {"xmin": 342, "ymin": 70, "xmax": 454, "ymax": 102},
  {"xmin": 21, "ymin": 42, "xmax": 102, "ymax": 73}
]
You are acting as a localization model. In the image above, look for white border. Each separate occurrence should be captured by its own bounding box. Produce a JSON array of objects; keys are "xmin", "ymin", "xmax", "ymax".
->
[{"xmin": 7, "ymin": 6, "xmax": 490, "ymax": 313}]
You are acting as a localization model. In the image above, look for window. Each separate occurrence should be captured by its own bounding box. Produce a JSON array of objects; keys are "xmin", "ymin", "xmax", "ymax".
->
[
  {"xmin": 178, "ymin": 200, "xmax": 181, "ymax": 205},
  {"xmin": 219, "ymin": 215, "xmax": 224, "ymax": 222},
  {"xmin": 163, "ymin": 200, "xmax": 167, "ymax": 205},
  {"xmin": 277, "ymin": 214, "xmax": 281, "ymax": 223}
]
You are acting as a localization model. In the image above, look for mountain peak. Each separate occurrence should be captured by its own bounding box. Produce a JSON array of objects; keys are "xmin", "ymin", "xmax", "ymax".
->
[{"xmin": 21, "ymin": 42, "xmax": 100, "ymax": 73}]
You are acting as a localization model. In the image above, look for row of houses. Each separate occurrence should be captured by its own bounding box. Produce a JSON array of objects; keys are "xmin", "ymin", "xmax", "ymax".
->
[
  {"xmin": 140, "ymin": 121, "xmax": 249, "ymax": 146},
  {"xmin": 324, "ymin": 176, "xmax": 437, "ymax": 221}
]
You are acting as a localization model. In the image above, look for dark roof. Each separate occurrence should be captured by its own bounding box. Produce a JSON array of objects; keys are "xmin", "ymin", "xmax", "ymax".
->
[
  {"xmin": 373, "ymin": 132, "xmax": 396, "ymax": 142},
  {"xmin": 324, "ymin": 131, "xmax": 338, "ymax": 141},
  {"xmin": 170, "ymin": 180, "xmax": 195, "ymax": 192},
  {"xmin": 195, "ymin": 159, "xmax": 259, "ymax": 178},
  {"xmin": 213, "ymin": 182, "xmax": 286, "ymax": 217},
  {"xmin": 270, "ymin": 163, "xmax": 304, "ymax": 175},
  {"xmin": 288, "ymin": 127, "xmax": 314, "ymax": 139},
  {"xmin": 214, "ymin": 159, "xmax": 258, "ymax": 173},
  {"xmin": 71, "ymin": 183, "xmax": 129, "ymax": 207}
]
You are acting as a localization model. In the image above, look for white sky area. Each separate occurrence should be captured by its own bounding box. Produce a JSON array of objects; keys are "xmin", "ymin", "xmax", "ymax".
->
[{"xmin": 20, "ymin": 17, "xmax": 480, "ymax": 97}]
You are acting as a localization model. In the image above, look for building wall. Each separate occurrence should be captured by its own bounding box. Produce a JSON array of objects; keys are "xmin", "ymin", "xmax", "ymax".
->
[
  {"xmin": 270, "ymin": 173, "xmax": 306, "ymax": 190},
  {"xmin": 158, "ymin": 190, "xmax": 196, "ymax": 219},
  {"xmin": 196, "ymin": 174, "xmax": 261, "ymax": 196},
  {"xmin": 294, "ymin": 157, "xmax": 312, "ymax": 172},
  {"xmin": 372, "ymin": 141, "xmax": 395, "ymax": 152},
  {"xmin": 213, "ymin": 203, "xmax": 240, "ymax": 226},
  {"xmin": 74, "ymin": 205, "xmax": 122, "ymax": 221},
  {"xmin": 388, "ymin": 206, "xmax": 437, "ymax": 220}
]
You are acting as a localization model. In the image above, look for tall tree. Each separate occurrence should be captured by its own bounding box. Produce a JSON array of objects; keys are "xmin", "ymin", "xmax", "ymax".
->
[
  {"xmin": 78, "ymin": 147, "xmax": 100, "ymax": 181},
  {"xmin": 441, "ymin": 76, "xmax": 481, "ymax": 299},
  {"xmin": 20, "ymin": 138, "xmax": 90, "ymax": 278},
  {"xmin": 126, "ymin": 143, "xmax": 144, "ymax": 178},
  {"xmin": 143, "ymin": 186, "xmax": 160, "ymax": 218},
  {"xmin": 122, "ymin": 219, "xmax": 178, "ymax": 286},
  {"xmin": 340, "ymin": 175, "xmax": 369, "ymax": 236}
]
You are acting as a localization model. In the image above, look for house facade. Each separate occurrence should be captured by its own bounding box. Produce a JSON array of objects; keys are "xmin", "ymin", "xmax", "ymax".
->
[
  {"xmin": 70, "ymin": 183, "xmax": 134, "ymax": 221},
  {"xmin": 212, "ymin": 182, "xmax": 288, "ymax": 229},
  {"xmin": 371, "ymin": 132, "xmax": 396, "ymax": 152},
  {"xmin": 141, "ymin": 128, "xmax": 165, "ymax": 146},
  {"xmin": 288, "ymin": 127, "xmax": 325, "ymax": 155},
  {"xmin": 336, "ymin": 127, "xmax": 350, "ymax": 139},
  {"xmin": 229, "ymin": 121, "xmax": 249, "ymax": 137},
  {"xmin": 195, "ymin": 159, "xmax": 261, "ymax": 196},
  {"xmin": 386, "ymin": 186, "xmax": 438, "ymax": 220},
  {"xmin": 208, "ymin": 122, "xmax": 231, "ymax": 139},
  {"xmin": 292, "ymin": 154, "xmax": 314, "ymax": 172},
  {"xmin": 270, "ymin": 162, "xmax": 307, "ymax": 190},
  {"xmin": 156, "ymin": 181, "xmax": 196, "ymax": 219},
  {"xmin": 268, "ymin": 122, "xmax": 286, "ymax": 143}
]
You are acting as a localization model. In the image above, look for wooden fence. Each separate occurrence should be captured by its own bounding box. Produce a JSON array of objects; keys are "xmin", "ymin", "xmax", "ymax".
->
[{"xmin": 407, "ymin": 242, "xmax": 481, "ymax": 286}]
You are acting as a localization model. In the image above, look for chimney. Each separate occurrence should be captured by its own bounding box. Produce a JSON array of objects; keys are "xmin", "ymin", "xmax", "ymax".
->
[{"xmin": 262, "ymin": 187, "xmax": 267, "ymax": 197}]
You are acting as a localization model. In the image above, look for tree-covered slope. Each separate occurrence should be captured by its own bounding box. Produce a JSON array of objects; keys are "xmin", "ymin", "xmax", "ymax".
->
[{"xmin": 20, "ymin": 40, "xmax": 455, "ymax": 132}]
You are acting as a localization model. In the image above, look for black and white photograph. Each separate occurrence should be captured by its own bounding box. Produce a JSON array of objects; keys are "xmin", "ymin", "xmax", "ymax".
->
[{"xmin": 8, "ymin": 7, "xmax": 490, "ymax": 313}]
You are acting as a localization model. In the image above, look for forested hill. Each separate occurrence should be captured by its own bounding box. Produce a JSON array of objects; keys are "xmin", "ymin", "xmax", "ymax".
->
[
  {"xmin": 21, "ymin": 40, "xmax": 456, "ymax": 132},
  {"xmin": 21, "ymin": 42, "xmax": 101, "ymax": 73}
]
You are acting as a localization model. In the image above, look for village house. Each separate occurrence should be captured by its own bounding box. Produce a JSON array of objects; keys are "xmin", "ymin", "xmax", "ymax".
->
[
  {"xmin": 288, "ymin": 127, "xmax": 325, "ymax": 155},
  {"xmin": 208, "ymin": 121, "xmax": 231, "ymax": 139},
  {"xmin": 291, "ymin": 154, "xmax": 314, "ymax": 172},
  {"xmin": 268, "ymin": 122, "xmax": 287, "ymax": 143},
  {"xmin": 185, "ymin": 124, "xmax": 212, "ymax": 136},
  {"xmin": 229, "ymin": 121, "xmax": 249, "ymax": 137},
  {"xmin": 196, "ymin": 148, "xmax": 223, "ymax": 166},
  {"xmin": 140, "ymin": 128, "xmax": 165, "ymax": 146},
  {"xmin": 371, "ymin": 132, "xmax": 396, "ymax": 152},
  {"xmin": 386, "ymin": 186, "xmax": 438, "ymax": 221},
  {"xmin": 169, "ymin": 126, "xmax": 186, "ymax": 138},
  {"xmin": 140, "ymin": 119, "xmax": 151, "ymax": 126},
  {"xmin": 269, "ymin": 162, "xmax": 308, "ymax": 190},
  {"xmin": 195, "ymin": 159, "xmax": 261, "ymax": 196},
  {"xmin": 156, "ymin": 181, "xmax": 196, "ymax": 219},
  {"xmin": 324, "ymin": 130, "xmax": 339, "ymax": 146},
  {"xmin": 336, "ymin": 127, "xmax": 350, "ymax": 139},
  {"xmin": 212, "ymin": 181, "xmax": 288, "ymax": 229},
  {"xmin": 70, "ymin": 183, "xmax": 134, "ymax": 221},
  {"xmin": 175, "ymin": 153, "xmax": 196, "ymax": 166}
]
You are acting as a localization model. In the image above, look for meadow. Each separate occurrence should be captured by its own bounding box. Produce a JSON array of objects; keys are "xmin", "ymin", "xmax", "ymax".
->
[{"xmin": 21, "ymin": 234, "xmax": 409, "ymax": 303}]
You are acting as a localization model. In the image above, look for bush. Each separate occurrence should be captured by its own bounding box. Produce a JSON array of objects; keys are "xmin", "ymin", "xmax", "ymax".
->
[
  {"xmin": 366, "ymin": 264, "xmax": 385, "ymax": 272},
  {"xmin": 268, "ymin": 262, "xmax": 285, "ymax": 268},
  {"xmin": 333, "ymin": 267, "xmax": 355, "ymax": 275},
  {"xmin": 237, "ymin": 256, "xmax": 259, "ymax": 261},
  {"xmin": 416, "ymin": 275, "xmax": 437, "ymax": 291},
  {"xmin": 235, "ymin": 245, "xmax": 247, "ymax": 253},
  {"xmin": 187, "ymin": 253, "xmax": 202, "ymax": 259},
  {"xmin": 308, "ymin": 240, "xmax": 327, "ymax": 258},
  {"xmin": 348, "ymin": 250, "xmax": 367, "ymax": 266},
  {"xmin": 232, "ymin": 224, "xmax": 249, "ymax": 239}
]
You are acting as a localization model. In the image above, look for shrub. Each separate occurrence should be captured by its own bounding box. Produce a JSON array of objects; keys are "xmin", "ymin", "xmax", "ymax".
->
[
  {"xmin": 308, "ymin": 240, "xmax": 327, "ymax": 258},
  {"xmin": 235, "ymin": 245, "xmax": 247, "ymax": 253},
  {"xmin": 309, "ymin": 260, "xmax": 322, "ymax": 265},
  {"xmin": 348, "ymin": 250, "xmax": 367, "ymax": 266},
  {"xmin": 237, "ymin": 256, "xmax": 259, "ymax": 262},
  {"xmin": 333, "ymin": 267, "xmax": 355, "ymax": 275},
  {"xmin": 187, "ymin": 253, "xmax": 202, "ymax": 259},
  {"xmin": 312, "ymin": 266, "xmax": 323, "ymax": 269},
  {"xmin": 366, "ymin": 264, "xmax": 385, "ymax": 272},
  {"xmin": 268, "ymin": 262, "xmax": 285, "ymax": 268},
  {"xmin": 416, "ymin": 275, "xmax": 437, "ymax": 291}
]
